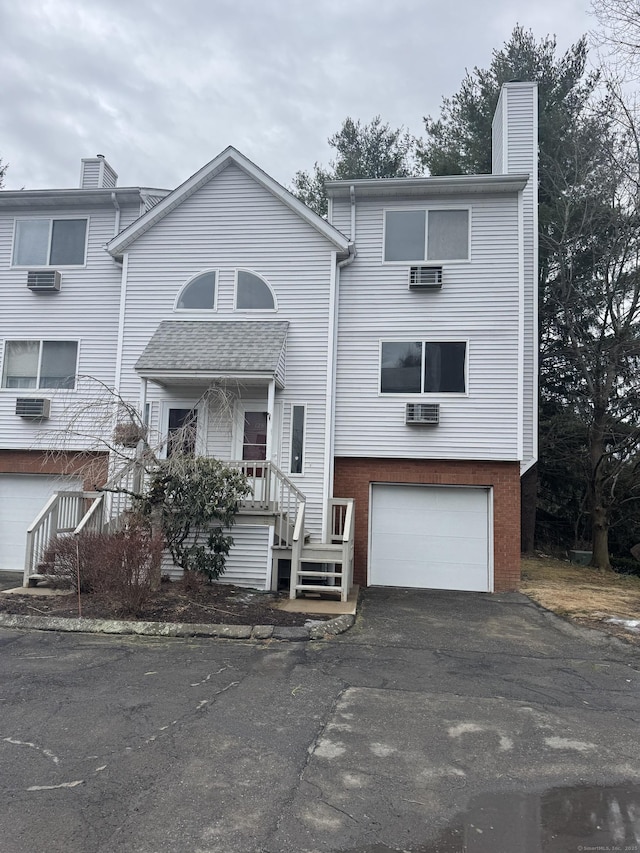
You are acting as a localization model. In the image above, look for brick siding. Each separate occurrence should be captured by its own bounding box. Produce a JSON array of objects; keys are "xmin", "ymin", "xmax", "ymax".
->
[
  {"xmin": 0, "ymin": 450, "xmax": 108, "ymax": 491},
  {"xmin": 333, "ymin": 457, "xmax": 521, "ymax": 592}
]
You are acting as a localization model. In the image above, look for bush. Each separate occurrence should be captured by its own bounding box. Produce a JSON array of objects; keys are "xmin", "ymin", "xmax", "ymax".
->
[
  {"xmin": 139, "ymin": 457, "xmax": 250, "ymax": 581},
  {"xmin": 43, "ymin": 524, "xmax": 164, "ymax": 615}
]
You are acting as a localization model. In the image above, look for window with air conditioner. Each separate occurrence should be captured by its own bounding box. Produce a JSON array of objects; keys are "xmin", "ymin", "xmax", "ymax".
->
[
  {"xmin": 383, "ymin": 209, "xmax": 470, "ymax": 263},
  {"xmin": 1, "ymin": 340, "xmax": 78, "ymax": 389},
  {"xmin": 12, "ymin": 218, "xmax": 88, "ymax": 267},
  {"xmin": 380, "ymin": 340, "xmax": 467, "ymax": 394}
]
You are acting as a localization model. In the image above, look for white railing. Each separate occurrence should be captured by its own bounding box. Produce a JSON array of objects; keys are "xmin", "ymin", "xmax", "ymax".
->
[
  {"xmin": 23, "ymin": 458, "xmax": 308, "ymax": 585},
  {"xmin": 289, "ymin": 497, "xmax": 355, "ymax": 602},
  {"xmin": 23, "ymin": 491, "xmax": 101, "ymax": 585},
  {"xmin": 226, "ymin": 460, "xmax": 305, "ymax": 548}
]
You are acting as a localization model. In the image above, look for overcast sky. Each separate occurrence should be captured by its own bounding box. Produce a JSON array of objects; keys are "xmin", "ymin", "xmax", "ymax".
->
[{"xmin": 1, "ymin": 0, "xmax": 594, "ymax": 192}]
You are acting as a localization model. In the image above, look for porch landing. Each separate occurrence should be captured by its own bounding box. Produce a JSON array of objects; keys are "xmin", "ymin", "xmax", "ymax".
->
[{"xmin": 276, "ymin": 586, "xmax": 359, "ymax": 616}]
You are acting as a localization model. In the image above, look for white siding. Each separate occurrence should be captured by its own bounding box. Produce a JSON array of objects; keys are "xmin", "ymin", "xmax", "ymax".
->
[
  {"xmin": 333, "ymin": 194, "xmax": 522, "ymax": 460},
  {"xmin": 0, "ymin": 203, "xmax": 127, "ymax": 452},
  {"xmin": 493, "ymin": 83, "xmax": 538, "ymax": 470},
  {"xmin": 160, "ymin": 525, "xmax": 271, "ymax": 589},
  {"xmin": 330, "ymin": 202, "xmax": 352, "ymax": 238},
  {"xmin": 118, "ymin": 163, "xmax": 338, "ymax": 538},
  {"xmin": 80, "ymin": 160, "xmax": 101, "ymax": 189}
]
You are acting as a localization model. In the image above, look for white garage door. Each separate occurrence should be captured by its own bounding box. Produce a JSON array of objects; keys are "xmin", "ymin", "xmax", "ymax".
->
[
  {"xmin": 369, "ymin": 484, "xmax": 491, "ymax": 592},
  {"xmin": 0, "ymin": 474, "xmax": 82, "ymax": 572}
]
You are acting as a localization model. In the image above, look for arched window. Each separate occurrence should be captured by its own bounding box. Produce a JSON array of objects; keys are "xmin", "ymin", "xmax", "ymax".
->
[
  {"xmin": 176, "ymin": 271, "xmax": 217, "ymax": 310},
  {"xmin": 235, "ymin": 270, "xmax": 276, "ymax": 310}
]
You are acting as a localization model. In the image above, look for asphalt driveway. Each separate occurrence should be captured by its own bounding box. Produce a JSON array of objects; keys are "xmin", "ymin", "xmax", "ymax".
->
[{"xmin": 0, "ymin": 588, "xmax": 639, "ymax": 852}]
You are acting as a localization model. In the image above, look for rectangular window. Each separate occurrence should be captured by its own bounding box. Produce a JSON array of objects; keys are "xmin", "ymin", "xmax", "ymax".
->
[
  {"xmin": 380, "ymin": 341, "xmax": 466, "ymax": 394},
  {"xmin": 384, "ymin": 209, "xmax": 469, "ymax": 262},
  {"xmin": 1, "ymin": 340, "xmax": 78, "ymax": 389},
  {"xmin": 13, "ymin": 218, "xmax": 87, "ymax": 266},
  {"xmin": 290, "ymin": 405, "xmax": 305, "ymax": 474}
]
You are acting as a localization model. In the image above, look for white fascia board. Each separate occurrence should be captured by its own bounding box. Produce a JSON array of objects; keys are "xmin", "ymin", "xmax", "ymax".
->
[
  {"xmin": 0, "ymin": 187, "xmax": 152, "ymax": 210},
  {"xmin": 107, "ymin": 146, "xmax": 351, "ymax": 256},
  {"xmin": 325, "ymin": 173, "xmax": 529, "ymax": 199},
  {"xmin": 138, "ymin": 370, "xmax": 285, "ymax": 389}
]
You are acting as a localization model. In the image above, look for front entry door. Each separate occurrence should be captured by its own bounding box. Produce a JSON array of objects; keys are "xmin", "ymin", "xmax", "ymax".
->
[
  {"xmin": 242, "ymin": 411, "xmax": 268, "ymax": 462},
  {"xmin": 167, "ymin": 407, "xmax": 198, "ymax": 457}
]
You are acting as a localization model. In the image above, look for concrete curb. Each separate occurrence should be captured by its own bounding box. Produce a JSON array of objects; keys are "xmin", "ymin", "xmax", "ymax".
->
[{"xmin": 0, "ymin": 611, "xmax": 355, "ymax": 641}]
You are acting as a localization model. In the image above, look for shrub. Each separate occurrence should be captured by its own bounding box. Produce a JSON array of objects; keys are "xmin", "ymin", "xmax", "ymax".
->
[
  {"xmin": 138, "ymin": 457, "xmax": 250, "ymax": 581},
  {"xmin": 43, "ymin": 523, "xmax": 164, "ymax": 615}
]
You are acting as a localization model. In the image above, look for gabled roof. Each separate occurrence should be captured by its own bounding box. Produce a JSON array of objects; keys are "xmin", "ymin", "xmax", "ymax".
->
[
  {"xmin": 135, "ymin": 320, "xmax": 289, "ymax": 387},
  {"xmin": 107, "ymin": 147, "xmax": 351, "ymax": 256}
]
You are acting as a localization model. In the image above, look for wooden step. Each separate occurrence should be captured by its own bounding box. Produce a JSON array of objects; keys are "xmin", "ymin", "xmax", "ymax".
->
[
  {"xmin": 297, "ymin": 570, "xmax": 343, "ymax": 578},
  {"xmin": 299, "ymin": 547, "xmax": 343, "ymax": 562},
  {"xmin": 294, "ymin": 584, "xmax": 344, "ymax": 595}
]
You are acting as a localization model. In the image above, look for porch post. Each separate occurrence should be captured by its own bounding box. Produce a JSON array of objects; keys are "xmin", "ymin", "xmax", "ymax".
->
[{"xmin": 266, "ymin": 379, "xmax": 275, "ymax": 461}]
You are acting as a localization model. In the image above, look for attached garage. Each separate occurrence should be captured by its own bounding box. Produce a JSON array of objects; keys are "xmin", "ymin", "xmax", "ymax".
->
[
  {"xmin": 369, "ymin": 484, "xmax": 492, "ymax": 592},
  {"xmin": 0, "ymin": 474, "xmax": 82, "ymax": 573}
]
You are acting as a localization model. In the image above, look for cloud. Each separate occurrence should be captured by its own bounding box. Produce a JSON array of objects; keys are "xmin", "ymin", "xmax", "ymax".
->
[{"xmin": 0, "ymin": 0, "xmax": 592, "ymax": 191}]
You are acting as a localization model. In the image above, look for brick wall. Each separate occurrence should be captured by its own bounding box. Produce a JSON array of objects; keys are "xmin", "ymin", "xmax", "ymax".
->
[
  {"xmin": 333, "ymin": 457, "xmax": 521, "ymax": 592},
  {"xmin": 0, "ymin": 450, "xmax": 108, "ymax": 490}
]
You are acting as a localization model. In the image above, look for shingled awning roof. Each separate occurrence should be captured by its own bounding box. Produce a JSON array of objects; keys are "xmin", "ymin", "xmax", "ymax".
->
[{"xmin": 135, "ymin": 320, "xmax": 289, "ymax": 386}]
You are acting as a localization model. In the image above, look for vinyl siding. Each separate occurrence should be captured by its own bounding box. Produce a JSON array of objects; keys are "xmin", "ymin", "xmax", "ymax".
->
[
  {"xmin": 161, "ymin": 524, "xmax": 271, "ymax": 588},
  {"xmin": 118, "ymin": 164, "xmax": 337, "ymax": 538},
  {"xmin": 504, "ymin": 84, "xmax": 538, "ymax": 470},
  {"xmin": 0, "ymin": 203, "xmax": 129, "ymax": 452},
  {"xmin": 333, "ymin": 193, "xmax": 522, "ymax": 460},
  {"xmin": 80, "ymin": 160, "xmax": 101, "ymax": 189}
]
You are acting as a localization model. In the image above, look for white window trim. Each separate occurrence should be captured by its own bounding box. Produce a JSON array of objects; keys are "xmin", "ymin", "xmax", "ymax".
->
[
  {"xmin": 381, "ymin": 206, "xmax": 472, "ymax": 265},
  {"xmin": 377, "ymin": 338, "xmax": 470, "ymax": 397},
  {"xmin": 0, "ymin": 338, "xmax": 80, "ymax": 392},
  {"xmin": 233, "ymin": 268, "xmax": 278, "ymax": 312},
  {"xmin": 288, "ymin": 402, "xmax": 307, "ymax": 476},
  {"xmin": 159, "ymin": 400, "xmax": 208, "ymax": 459},
  {"xmin": 174, "ymin": 268, "xmax": 218, "ymax": 312},
  {"xmin": 11, "ymin": 216, "xmax": 90, "ymax": 269}
]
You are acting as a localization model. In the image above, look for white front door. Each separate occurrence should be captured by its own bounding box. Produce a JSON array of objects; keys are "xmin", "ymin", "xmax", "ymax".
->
[
  {"xmin": 233, "ymin": 403, "xmax": 269, "ymax": 463},
  {"xmin": 160, "ymin": 401, "xmax": 206, "ymax": 457}
]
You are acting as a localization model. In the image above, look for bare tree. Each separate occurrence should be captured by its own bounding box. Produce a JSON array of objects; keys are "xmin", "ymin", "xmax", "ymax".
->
[{"xmin": 592, "ymin": 0, "xmax": 640, "ymax": 78}]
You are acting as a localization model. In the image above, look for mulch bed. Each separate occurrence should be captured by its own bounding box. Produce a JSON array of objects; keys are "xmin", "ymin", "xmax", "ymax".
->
[{"xmin": 0, "ymin": 579, "xmax": 311, "ymax": 627}]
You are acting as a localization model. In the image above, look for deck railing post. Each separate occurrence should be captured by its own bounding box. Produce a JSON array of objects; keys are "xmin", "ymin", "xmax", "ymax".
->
[{"xmin": 290, "ymin": 502, "xmax": 305, "ymax": 599}]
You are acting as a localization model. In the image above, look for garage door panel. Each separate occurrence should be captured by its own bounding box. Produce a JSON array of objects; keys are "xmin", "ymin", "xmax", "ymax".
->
[
  {"xmin": 370, "ymin": 484, "xmax": 491, "ymax": 592},
  {"xmin": 0, "ymin": 475, "xmax": 82, "ymax": 572},
  {"xmin": 383, "ymin": 559, "xmax": 489, "ymax": 592}
]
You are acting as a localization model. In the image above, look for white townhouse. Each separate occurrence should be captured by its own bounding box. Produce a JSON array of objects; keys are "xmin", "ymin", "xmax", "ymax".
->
[{"xmin": 0, "ymin": 82, "xmax": 537, "ymax": 597}]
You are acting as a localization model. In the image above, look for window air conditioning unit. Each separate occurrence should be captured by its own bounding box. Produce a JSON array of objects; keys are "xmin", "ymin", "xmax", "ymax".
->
[
  {"xmin": 27, "ymin": 270, "xmax": 61, "ymax": 292},
  {"xmin": 408, "ymin": 266, "xmax": 443, "ymax": 289},
  {"xmin": 405, "ymin": 402, "xmax": 439, "ymax": 425},
  {"xmin": 16, "ymin": 398, "xmax": 51, "ymax": 419}
]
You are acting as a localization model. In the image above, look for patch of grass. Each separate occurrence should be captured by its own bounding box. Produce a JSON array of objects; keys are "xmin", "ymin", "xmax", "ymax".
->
[{"xmin": 521, "ymin": 554, "xmax": 640, "ymax": 621}]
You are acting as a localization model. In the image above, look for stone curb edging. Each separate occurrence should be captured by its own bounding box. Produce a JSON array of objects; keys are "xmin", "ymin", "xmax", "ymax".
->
[{"xmin": 0, "ymin": 612, "xmax": 355, "ymax": 641}]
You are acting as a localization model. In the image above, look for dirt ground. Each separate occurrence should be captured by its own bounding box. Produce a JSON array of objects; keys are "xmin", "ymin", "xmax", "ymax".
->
[
  {"xmin": 521, "ymin": 554, "xmax": 640, "ymax": 645},
  {"xmin": 0, "ymin": 578, "xmax": 312, "ymax": 626}
]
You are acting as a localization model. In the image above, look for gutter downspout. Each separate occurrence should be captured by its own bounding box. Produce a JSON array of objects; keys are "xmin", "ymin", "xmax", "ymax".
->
[{"xmin": 110, "ymin": 192, "xmax": 121, "ymax": 237}]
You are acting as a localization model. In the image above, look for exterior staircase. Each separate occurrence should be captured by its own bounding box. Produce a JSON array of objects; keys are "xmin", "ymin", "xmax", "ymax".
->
[
  {"xmin": 289, "ymin": 498, "xmax": 355, "ymax": 602},
  {"xmin": 22, "ymin": 459, "xmax": 354, "ymax": 600}
]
